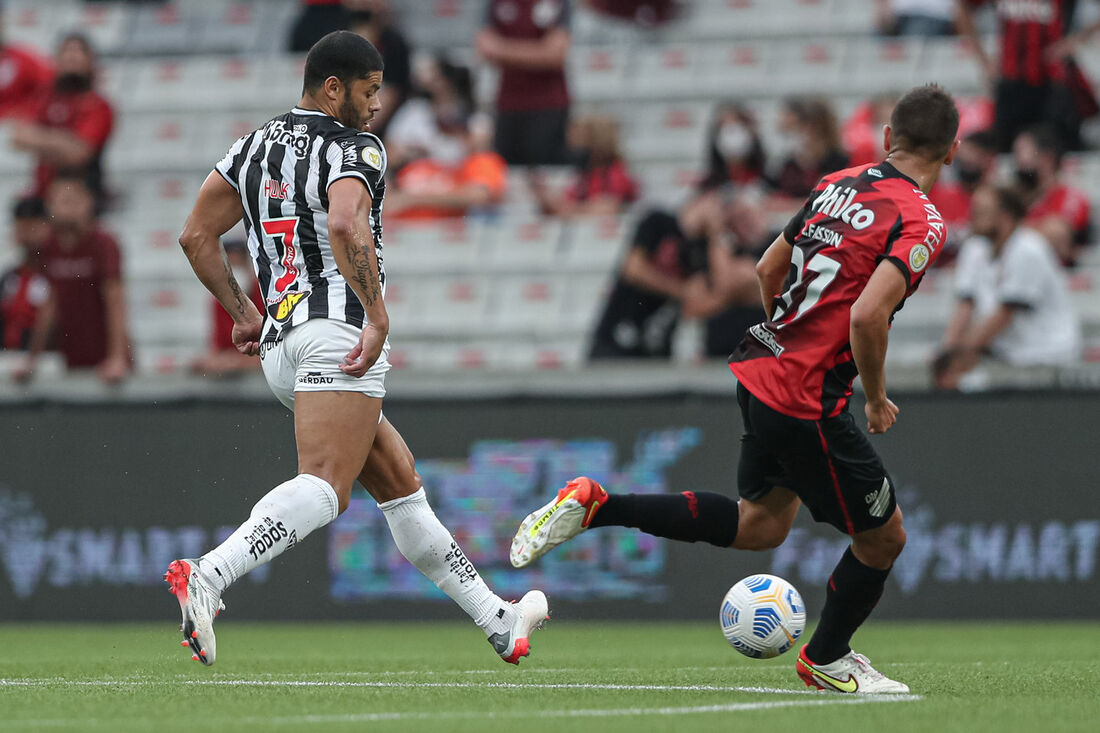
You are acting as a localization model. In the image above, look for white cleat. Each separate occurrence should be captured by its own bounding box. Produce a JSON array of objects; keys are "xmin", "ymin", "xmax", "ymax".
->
[
  {"xmin": 796, "ymin": 645, "xmax": 910, "ymax": 694},
  {"xmin": 510, "ymin": 477, "xmax": 608, "ymax": 568},
  {"xmin": 487, "ymin": 590, "xmax": 550, "ymax": 665},
  {"xmin": 164, "ymin": 559, "xmax": 225, "ymax": 666}
]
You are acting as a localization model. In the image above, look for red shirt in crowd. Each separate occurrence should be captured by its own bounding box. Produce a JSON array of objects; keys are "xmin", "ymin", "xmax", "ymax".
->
[
  {"xmin": 0, "ymin": 44, "xmax": 53, "ymax": 120},
  {"xmin": 967, "ymin": 0, "xmax": 1072, "ymax": 85},
  {"xmin": 486, "ymin": 0, "xmax": 570, "ymax": 112},
  {"xmin": 38, "ymin": 228, "xmax": 121, "ymax": 368},
  {"xmin": 32, "ymin": 88, "xmax": 114, "ymax": 196},
  {"xmin": 565, "ymin": 159, "xmax": 638, "ymax": 205},
  {"xmin": 1028, "ymin": 183, "xmax": 1092, "ymax": 243}
]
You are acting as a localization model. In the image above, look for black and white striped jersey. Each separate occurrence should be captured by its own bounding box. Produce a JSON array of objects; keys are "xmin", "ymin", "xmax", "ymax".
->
[{"xmin": 215, "ymin": 107, "xmax": 387, "ymax": 343}]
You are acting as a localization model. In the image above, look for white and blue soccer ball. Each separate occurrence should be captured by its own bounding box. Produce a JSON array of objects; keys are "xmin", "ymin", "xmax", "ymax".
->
[{"xmin": 720, "ymin": 574, "xmax": 806, "ymax": 659}]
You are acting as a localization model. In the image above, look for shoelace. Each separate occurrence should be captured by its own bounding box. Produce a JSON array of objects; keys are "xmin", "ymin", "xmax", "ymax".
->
[{"xmin": 851, "ymin": 653, "xmax": 885, "ymax": 681}]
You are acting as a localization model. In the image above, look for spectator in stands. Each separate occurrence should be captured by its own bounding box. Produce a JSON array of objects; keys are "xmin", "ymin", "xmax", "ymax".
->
[
  {"xmin": 930, "ymin": 128, "xmax": 998, "ymax": 258},
  {"xmin": 842, "ymin": 93, "xmax": 898, "ymax": 167},
  {"xmin": 190, "ymin": 238, "xmax": 263, "ymax": 377},
  {"xmin": 385, "ymin": 112, "xmax": 508, "ymax": 221},
  {"xmin": 0, "ymin": 198, "xmax": 51, "ymax": 352},
  {"xmin": 587, "ymin": 0, "xmax": 679, "ymax": 26},
  {"xmin": 701, "ymin": 101, "xmax": 766, "ymax": 189},
  {"xmin": 386, "ymin": 55, "xmax": 476, "ymax": 170},
  {"xmin": 958, "ymin": 0, "xmax": 1100, "ymax": 151},
  {"xmin": 589, "ymin": 188, "xmax": 722, "ymax": 360},
  {"xmin": 0, "ymin": 17, "xmax": 53, "ymax": 120},
  {"xmin": 531, "ymin": 114, "xmax": 639, "ymax": 217},
  {"xmin": 477, "ymin": 0, "xmax": 572, "ymax": 166},
  {"xmin": 1012, "ymin": 125, "xmax": 1093, "ymax": 268},
  {"xmin": 767, "ymin": 97, "xmax": 849, "ymax": 202},
  {"xmin": 682, "ymin": 187, "xmax": 770, "ymax": 358},
  {"xmin": 874, "ymin": 0, "xmax": 955, "ymax": 36},
  {"xmin": 14, "ymin": 172, "xmax": 130, "ymax": 383},
  {"xmin": 11, "ymin": 33, "xmax": 113, "ymax": 206},
  {"xmin": 934, "ymin": 185, "xmax": 1081, "ymax": 390},
  {"xmin": 348, "ymin": 2, "xmax": 411, "ymax": 138}
]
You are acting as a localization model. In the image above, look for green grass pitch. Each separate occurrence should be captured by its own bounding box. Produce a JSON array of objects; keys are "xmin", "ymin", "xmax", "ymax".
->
[{"xmin": 1, "ymin": 621, "xmax": 1098, "ymax": 732}]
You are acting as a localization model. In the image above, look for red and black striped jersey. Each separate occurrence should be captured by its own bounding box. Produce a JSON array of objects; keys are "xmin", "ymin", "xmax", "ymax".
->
[
  {"xmin": 729, "ymin": 162, "xmax": 946, "ymax": 420},
  {"xmin": 969, "ymin": 0, "xmax": 1073, "ymax": 85}
]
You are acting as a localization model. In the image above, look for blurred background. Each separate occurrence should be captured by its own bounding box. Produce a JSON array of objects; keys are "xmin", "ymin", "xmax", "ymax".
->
[{"xmin": 0, "ymin": 0, "xmax": 1097, "ymax": 622}]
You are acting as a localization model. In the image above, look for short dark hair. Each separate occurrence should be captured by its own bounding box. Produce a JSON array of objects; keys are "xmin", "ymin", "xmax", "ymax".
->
[
  {"xmin": 58, "ymin": 32, "xmax": 95, "ymax": 59},
  {"xmin": 1020, "ymin": 123, "xmax": 1064, "ymax": 165},
  {"xmin": 13, "ymin": 196, "xmax": 47, "ymax": 220},
  {"xmin": 989, "ymin": 184, "xmax": 1028, "ymax": 221},
  {"xmin": 302, "ymin": 31, "xmax": 384, "ymax": 93},
  {"xmin": 889, "ymin": 84, "xmax": 959, "ymax": 160}
]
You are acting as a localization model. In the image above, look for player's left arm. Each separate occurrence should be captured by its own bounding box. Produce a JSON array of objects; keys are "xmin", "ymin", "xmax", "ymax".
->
[
  {"xmin": 850, "ymin": 262, "xmax": 908, "ymax": 434},
  {"xmin": 755, "ymin": 233, "xmax": 793, "ymax": 320},
  {"xmin": 178, "ymin": 171, "xmax": 262, "ymax": 356}
]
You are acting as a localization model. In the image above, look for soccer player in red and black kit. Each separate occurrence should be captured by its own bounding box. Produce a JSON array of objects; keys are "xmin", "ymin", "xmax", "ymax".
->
[{"xmin": 510, "ymin": 85, "xmax": 960, "ymax": 694}]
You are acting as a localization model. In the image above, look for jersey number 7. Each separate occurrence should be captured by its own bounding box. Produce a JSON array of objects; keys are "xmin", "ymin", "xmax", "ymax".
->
[
  {"xmin": 773, "ymin": 248, "xmax": 840, "ymax": 326},
  {"xmin": 262, "ymin": 217, "xmax": 301, "ymax": 294}
]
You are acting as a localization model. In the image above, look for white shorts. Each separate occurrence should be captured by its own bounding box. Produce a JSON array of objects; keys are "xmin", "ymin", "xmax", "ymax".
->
[{"xmin": 259, "ymin": 318, "xmax": 391, "ymax": 411}]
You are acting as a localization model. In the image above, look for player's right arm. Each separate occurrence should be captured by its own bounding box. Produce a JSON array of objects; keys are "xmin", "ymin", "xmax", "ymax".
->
[
  {"xmin": 850, "ymin": 262, "xmax": 907, "ymax": 434},
  {"xmin": 327, "ymin": 178, "xmax": 389, "ymax": 378},
  {"xmin": 755, "ymin": 233, "xmax": 794, "ymax": 320},
  {"xmin": 178, "ymin": 172, "xmax": 263, "ymax": 356}
]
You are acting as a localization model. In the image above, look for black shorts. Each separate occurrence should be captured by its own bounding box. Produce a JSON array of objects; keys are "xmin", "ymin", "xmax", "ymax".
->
[
  {"xmin": 736, "ymin": 383, "xmax": 896, "ymax": 535},
  {"xmin": 993, "ymin": 78, "xmax": 1080, "ymax": 152},
  {"xmin": 494, "ymin": 108, "xmax": 569, "ymax": 166}
]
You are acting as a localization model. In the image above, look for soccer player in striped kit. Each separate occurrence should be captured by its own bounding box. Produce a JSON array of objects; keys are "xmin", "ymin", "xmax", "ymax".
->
[{"xmin": 165, "ymin": 31, "xmax": 547, "ymax": 666}]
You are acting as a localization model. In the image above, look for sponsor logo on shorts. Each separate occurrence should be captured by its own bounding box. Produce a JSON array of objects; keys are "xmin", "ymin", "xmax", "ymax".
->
[
  {"xmin": 864, "ymin": 478, "xmax": 892, "ymax": 518},
  {"xmin": 297, "ymin": 371, "xmax": 335, "ymax": 385}
]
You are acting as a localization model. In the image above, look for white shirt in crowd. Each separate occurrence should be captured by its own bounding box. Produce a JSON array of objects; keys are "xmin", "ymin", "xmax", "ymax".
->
[{"xmin": 954, "ymin": 227, "xmax": 1082, "ymax": 366}]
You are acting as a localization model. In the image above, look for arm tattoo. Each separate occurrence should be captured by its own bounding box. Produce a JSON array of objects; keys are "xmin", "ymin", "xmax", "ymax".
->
[
  {"xmin": 344, "ymin": 238, "xmax": 381, "ymax": 306},
  {"xmin": 227, "ymin": 272, "xmax": 249, "ymax": 315}
]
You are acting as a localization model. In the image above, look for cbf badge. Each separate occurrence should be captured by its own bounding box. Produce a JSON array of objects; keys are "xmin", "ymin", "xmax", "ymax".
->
[{"xmin": 362, "ymin": 146, "xmax": 382, "ymax": 170}]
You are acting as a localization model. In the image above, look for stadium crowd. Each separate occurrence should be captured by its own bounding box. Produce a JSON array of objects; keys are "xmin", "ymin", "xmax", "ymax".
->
[{"xmin": 0, "ymin": 0, "xmax": 1097, "ymax": 385}]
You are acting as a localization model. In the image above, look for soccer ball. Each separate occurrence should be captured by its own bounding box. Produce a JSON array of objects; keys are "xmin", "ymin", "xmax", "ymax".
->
[{"xmin": 720, "ymin": 574, "xmax": 806, "ymax": 659}]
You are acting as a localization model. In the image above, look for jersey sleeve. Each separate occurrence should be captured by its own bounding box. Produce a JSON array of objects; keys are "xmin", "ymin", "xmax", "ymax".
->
[
  {"xmin": 326, "ymin": 135, "xmax": 386, "ymax": 198},
  {"xmin": 214, "ymin": 134, "xmax": 252, "ymax": 191},
  {"xmin": 879, "ymin": 203, "xmax": 946, "ymax": 288}
]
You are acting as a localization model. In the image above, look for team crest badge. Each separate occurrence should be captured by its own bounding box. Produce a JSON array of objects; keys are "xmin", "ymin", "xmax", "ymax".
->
[
  {"xmin": 362, "ymin": 146, "xmax": 382, "ymax": 170},
  {"xmin": 909, "ymin": 244, "xmax": 930, "ymax": 272},
  {"xmin": 269, "ymin": 290, "xmax": 310, "ymax": 322}
]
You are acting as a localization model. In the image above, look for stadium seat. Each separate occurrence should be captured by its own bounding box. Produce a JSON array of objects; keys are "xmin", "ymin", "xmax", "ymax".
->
[
  {"xmin": 481, "ymin": 218, "xmax": 564, "ymax": 272},
  {"xmin": 621, "ymin": 101, "xmax": 710, "ymax": 164},
  {"xmin": 124, "ymin": 3, "xmax": 201, "ymax": 56},
  {"xmin": 490, "ymin": 275, "xmax": 568, "ymax": 335},
  {"xmin": 105, "ymin": 112, "xmax": 205, "ymax": 172},
  {"xmin": 383, "ymin": 220, "xmax": 485, "ymax": 275},
  {"xmin": 569, "ymin": 46, "xmax": 631, "ymax": 102},
  {"xmin": 846, "ymin": 38, "xmax": 923, "ymax": 94},
  {"xmin": 919, "ymin": 37, "xmax": 990, "ymax": 94}
]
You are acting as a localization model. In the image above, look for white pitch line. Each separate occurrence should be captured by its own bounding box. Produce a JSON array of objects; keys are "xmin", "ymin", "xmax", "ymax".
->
[
  {"xmin": 1, "ymin": 695, "xmax": 924, "ymax": 728},
  {"xmin": 0, "ymin": 678, "xmax": 823, "ymax": 695}
]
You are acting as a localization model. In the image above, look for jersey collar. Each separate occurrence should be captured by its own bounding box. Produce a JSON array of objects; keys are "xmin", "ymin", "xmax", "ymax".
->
[{"xmin": 876, "ymin": 161, "xmax": 920, "ymax": 188}]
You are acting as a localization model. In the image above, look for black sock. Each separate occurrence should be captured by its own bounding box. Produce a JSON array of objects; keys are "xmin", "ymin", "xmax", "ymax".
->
[
  {"xmin": 804, "ymin": 546, "xmax": 890, "ymax": 664},
  {"xmin": 588, "ymin": 491, "xmax": 738, "ymax": 547}
]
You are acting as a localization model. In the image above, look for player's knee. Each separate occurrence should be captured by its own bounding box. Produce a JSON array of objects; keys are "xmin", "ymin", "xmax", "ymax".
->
[{"xmin": 734, "ymin": 521, "xmax": 789, "ymax": 551}]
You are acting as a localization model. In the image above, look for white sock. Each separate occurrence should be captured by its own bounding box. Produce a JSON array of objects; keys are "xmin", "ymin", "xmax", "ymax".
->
[
  {"xmin": 380, "ymin": 488, "xmax": 513, "ymax": 636},
  {"xmin": 200, "ymin": 473, "xmax": 339, "ymax": 593}
]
